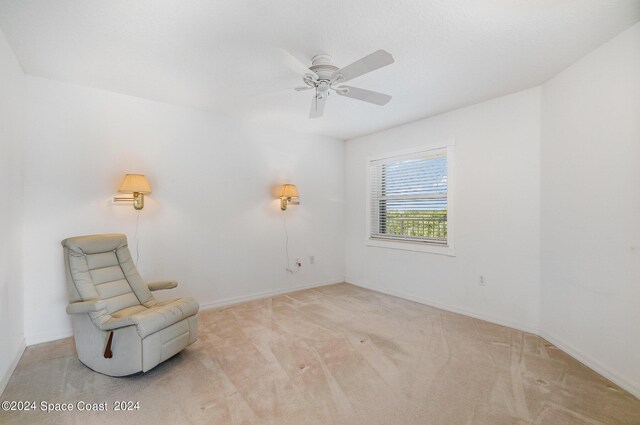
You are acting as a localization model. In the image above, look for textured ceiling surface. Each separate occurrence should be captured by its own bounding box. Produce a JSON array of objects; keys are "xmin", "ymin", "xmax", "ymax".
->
[{"xmin": 0, "ymin": 0, "xmax": 638, "ymax": 139}]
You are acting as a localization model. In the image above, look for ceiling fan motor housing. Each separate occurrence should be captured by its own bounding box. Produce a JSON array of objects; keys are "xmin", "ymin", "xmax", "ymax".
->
[{"xmin": 309, "ymin": 54, "xmax": 339, "ymax": 80}]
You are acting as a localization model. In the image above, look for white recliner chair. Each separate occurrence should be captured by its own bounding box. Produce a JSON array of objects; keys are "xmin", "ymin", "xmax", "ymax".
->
[{"xmin": 62, "ymin": 234, "xmax": 198, "ymax": 376}]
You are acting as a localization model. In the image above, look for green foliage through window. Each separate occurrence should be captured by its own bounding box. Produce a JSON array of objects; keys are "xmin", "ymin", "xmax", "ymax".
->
[{"xmin": 383, "ymin": 210, "xmax": 447, "ymax": 240}]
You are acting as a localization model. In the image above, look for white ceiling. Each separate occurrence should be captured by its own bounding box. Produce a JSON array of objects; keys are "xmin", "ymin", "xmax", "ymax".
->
[{"xmin": 1, "ymin": 1, "xmax": 638, "ymax": 140}]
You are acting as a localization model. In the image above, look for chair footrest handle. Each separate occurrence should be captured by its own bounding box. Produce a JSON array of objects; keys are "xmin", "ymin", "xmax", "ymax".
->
[{"xmin": 104, "ymin": 331, "xmax": 114, "ymax": 359}]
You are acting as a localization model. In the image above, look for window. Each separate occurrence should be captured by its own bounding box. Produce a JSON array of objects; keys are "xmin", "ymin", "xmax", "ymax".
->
[{"xmin": 367, "ymin": 145, "xmax": 454, "ymax": 255}]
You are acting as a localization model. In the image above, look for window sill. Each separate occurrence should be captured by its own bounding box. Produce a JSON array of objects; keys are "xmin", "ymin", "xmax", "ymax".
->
[{"xmin": 366, "ymin": 238, "xmax": 456, "ymax": 256}]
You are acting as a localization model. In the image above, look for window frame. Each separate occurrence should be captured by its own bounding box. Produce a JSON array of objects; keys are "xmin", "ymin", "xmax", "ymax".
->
[{"xmin": 365, "ymin": 141, "xmax": 456, "ymax": 256}]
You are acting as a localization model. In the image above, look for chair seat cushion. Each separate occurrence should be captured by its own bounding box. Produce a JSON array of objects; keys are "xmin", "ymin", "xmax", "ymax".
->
[
  {"xmin": 132, "ymin": 297, "xmax": 199, "ymax": 338},
  {"xmin": 111, "ymin": 304, "xmax": 147, "ymax": 318},
  {"xmin": 112, "ymin": 297, "xmax": 199, "ymax": 338}
]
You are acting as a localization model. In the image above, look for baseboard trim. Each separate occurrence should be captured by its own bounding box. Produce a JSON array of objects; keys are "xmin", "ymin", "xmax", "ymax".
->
[
  {"xmin": 347, "ymin": 278, "xmax": 639, "ymax": 401},
  {"xmin": 25, "ymin": 329, "xmax": 73, "ymax": 346},
  {"xmin": 23, "ymin": 279, "xmax": 345, "ymax": 347},
  {"xmin": 0, "ymin": 338, "xmax": 25, "ymax": 398},
  {"xmin": 346, "ymin": 279, "xmax": 539, "ymax": 335},
  {"xmin": 540, "ymin": 331, "xmax": 640, "ymax": 399},
  {"xmin": 18, "ymin": 278, "xmax": 638, "ymax": 400},
  {"xmin": 199, "ymin": 278, "xmax": 344, "ymax": 311}
]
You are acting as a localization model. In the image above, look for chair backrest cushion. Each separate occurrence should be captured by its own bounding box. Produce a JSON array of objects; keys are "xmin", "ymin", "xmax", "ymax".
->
[{"xmin": 62, "ymin": 234, "xmax": 157, "ymax": 326}]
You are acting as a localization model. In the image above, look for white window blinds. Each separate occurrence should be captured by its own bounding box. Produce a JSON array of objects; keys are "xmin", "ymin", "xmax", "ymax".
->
[{"xmin": 369, "ymin": 148, "xmax": 448, "ymax": 245}]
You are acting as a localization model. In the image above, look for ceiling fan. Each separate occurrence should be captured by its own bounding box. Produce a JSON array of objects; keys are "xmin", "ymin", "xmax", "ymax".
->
[{"xmin": 278, "ymin": 49, "xmax": 395, "ymax": 118}]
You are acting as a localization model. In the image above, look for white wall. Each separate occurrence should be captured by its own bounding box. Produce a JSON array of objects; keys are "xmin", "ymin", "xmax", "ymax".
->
[
  {"xmin": 22, "ymin": 76, "xmax": 345, "ymax": 344},
  {"xmin": 0, "ymin": 28, "xmax": 24, "ymax": 394},
  {"xmin": 540, "ymin": 22, "xmax": 640, "ymax": 396},
  {"xmin": 344, "ymin": 88, "xmax": 541, "ymax": 332}
]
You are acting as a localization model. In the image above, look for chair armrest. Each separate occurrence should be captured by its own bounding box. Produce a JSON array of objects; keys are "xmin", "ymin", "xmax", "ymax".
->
[
  {"xmin": 147, "ymin": 280, "xmax": 178, "ymax": 291},
  {"xmin": 66, "ymin": 299, "xmax": 106, "ymax": 314},
  {"xmin": 97, "ymin": 316, "xmax": 135, "ymax": 331}
]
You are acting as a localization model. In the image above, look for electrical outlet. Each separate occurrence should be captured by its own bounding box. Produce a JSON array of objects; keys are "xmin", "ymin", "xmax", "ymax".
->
[
  {"xmin": 479, "ymin": 275, "xmax": 486, "ymax": 286},
  {"xmin": 310, "ymin": 255, "xmax": 315, "ymax": 264}
]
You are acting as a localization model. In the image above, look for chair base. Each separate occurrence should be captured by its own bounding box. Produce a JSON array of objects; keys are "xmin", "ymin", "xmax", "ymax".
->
[{"xmin": 71, "ymin": 315, "xmax": 198, "ymax": 377}]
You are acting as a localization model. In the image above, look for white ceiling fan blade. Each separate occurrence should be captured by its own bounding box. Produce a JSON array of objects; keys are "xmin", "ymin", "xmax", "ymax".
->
[
  {"xmin": 309, "ymin": 93, "xmax": 327, "ymax": 118},
  {"xmin": 294, "ymin": 86, "xmax": 313, "ymax": 91},
  {"xmin": 331, "ymin": 50, "xmax": 394, "ymax": 83},
  {"xmin": 335, "ymin": 86, "xmax": 392, "ymax": 105},
  {"xmin": 276, "ymin": 48, "xmax": 317, "ymax": 77}
]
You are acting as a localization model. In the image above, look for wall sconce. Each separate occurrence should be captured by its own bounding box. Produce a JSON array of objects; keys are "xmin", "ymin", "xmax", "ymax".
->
[
  {"xmin": 279, "ymin": 184, "xmax": 300, "ymax": 211},
  {"xmin": 113, "ymin": 174, "xmax": 151, "ymax": 210}
]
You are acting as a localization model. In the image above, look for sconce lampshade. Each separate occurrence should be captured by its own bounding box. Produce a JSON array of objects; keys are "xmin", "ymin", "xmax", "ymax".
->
[
  {"xmin": 118, "ymin": 174, "xmax": 151, "ymax": 194},
  {"xmin": 280, "ymin": 184, "xmax": 299, "ymax": 199}
]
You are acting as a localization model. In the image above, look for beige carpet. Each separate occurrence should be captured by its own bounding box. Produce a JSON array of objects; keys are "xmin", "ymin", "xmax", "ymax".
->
[{"xmin": 1, "ymin": 283, "xmax": 639, "ymax": 425}]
